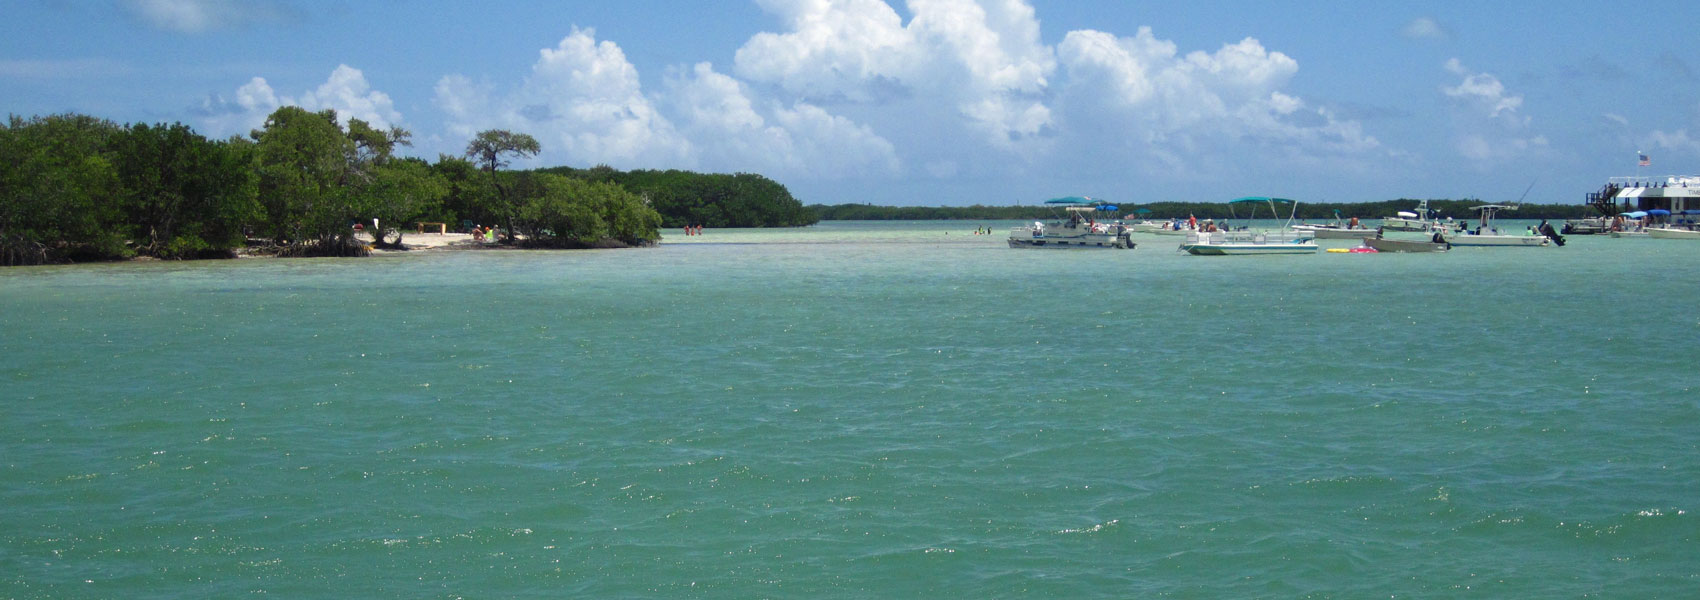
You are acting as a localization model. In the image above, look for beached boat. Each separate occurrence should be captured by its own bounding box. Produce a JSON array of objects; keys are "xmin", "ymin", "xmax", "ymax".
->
[
  {"xmin": 1439, "ymin": 205, "xmax": 1551, "ymax": 247},
  {"xmin": 1008, "ymin": 197, "xmax": 1135, "ymax": 249},
  {"xmin": 1178, "ymin": 197, "xmax": 1317, "ymax": 255},
  {"xmin": 1381, "ymin": 199, "xmax": 1443, "ymax": 232}
]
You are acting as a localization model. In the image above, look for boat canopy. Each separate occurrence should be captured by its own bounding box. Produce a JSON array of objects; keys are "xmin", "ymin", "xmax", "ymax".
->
[
  {"xmin": 1396, "ymin": 211, "xmax": 1418, "ymax": 218},
  {"xmin": 1470, "ymin": 205, "xmax": 1517, "ymax": 210},
  {"xmin": 1046, "ymin": 196, "xmax": 1095, "ymax": 204},
  {"xmin": 1229, "ymin": 196, "xmax": 1297, "ymax": 204},
  {"xmin": 1647, "ymin": 209, "xmax": 1672, "ymax": 216},
  {"xmin": 1622, "ymin": 210, "xmax": 1649, "ymax": 218}
]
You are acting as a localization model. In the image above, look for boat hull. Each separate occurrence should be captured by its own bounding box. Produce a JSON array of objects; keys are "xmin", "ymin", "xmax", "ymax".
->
[
  {"xmin": 1647, "ymin": 227, "xmax": 1700, "ymax": 240},
  {"xmin": 1307, "ymin": 227, "xmax": 1378, "ymax": 239},
  {"xmin": 1379, "ymin": 218, "xmax": 1435, "ymax": 232},
  {"xmin": 1443, "ymin": 234, "xmax": 1548, "ymax": 247},
  {"xmin": 1180, "ymin": 230, "xmax": 1317, "ymax": 255},
  {"xmin": 1180, "ymin": 243, "xmax": 1318, "ymax": 255},
  {"xmin": 1365, "ymin": 237, "xmax": 1448, "ymax": 252},
  {"xmin": 1008, "ymin": 230, "xmax": 1134, "ymax": 249}
]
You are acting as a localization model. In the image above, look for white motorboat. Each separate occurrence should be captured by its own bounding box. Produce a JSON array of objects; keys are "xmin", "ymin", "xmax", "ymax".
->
[
  {"xmin": 1178, "ymin": 197, "xmax": 1317, "ymax": 256},
  {"xmin": 1180, "ymin": 230, "xmax": 1318, "ymax": 255},
  {"xmin": 1365, "ymin": 230, "xmax": 1449, "ymax": 252},
  {"xmin": 1381, "ymin": 199, "xmax": 1443, "ymax": 232},
  {"xmin": 1647, "ymin": 226, "xmax": 1700, "ymax": 240},
  {"xmin": 1292, "ymin": 210, "xmax": 1378, "ymax": 239},
  {"xmin": 1009, "ymin": 198, "xmax": 1135, "ymax": 249},
  {"xmin": 1129, "ymin": 220, "xmax": 1176, "ymax": 233},
  {"xmin": 1439, "ymin": 205, "xmax": 1551, "ymax": 247},
  {"xmin": 1561, "ymin": 217, "xmax": 1610, "ymax": 235}
]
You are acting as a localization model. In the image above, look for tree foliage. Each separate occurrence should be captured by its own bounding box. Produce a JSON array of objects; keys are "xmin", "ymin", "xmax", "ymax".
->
[
  {"xmin": 465, "ymin": 130, "xmax": 541, "ymax": 244},
  {"xmin": 113, "ymin": 122, "xmax": 258, "ymax": 258},
  {"xmin": 512, "ymin": 173, "xmax": 662, "ymax": 247},
  {"xmin": 537, "ymin": 166, "xmax": 815, "ymax": 228},
  {"xmin": 1, "ymin": 114, "xmax": 127, "ymax": 265}
]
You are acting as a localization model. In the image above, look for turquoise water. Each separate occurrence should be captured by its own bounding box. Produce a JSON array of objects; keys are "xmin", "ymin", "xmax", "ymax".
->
[{"xmin": 3, "ymin": 220, "xmax": 1697, "ymax": 598}]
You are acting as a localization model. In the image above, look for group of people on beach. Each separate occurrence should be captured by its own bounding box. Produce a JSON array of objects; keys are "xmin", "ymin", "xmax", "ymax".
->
[
  {"xmin": 682, "ymin": 225, "xmax": 705, "ymax": 236},
  {"xmin": 470, "ymin": 225, "xmax": 500, "ymax": 243}
]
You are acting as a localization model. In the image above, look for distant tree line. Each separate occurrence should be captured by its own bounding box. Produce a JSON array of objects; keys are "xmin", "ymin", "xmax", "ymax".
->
[
  {"xmin": 535, "ymin": 166, "xmax": 816, "ymax": 228},
  {"xmin": 811, "ymin": 199, "xmax": 1601, "ymax": 221}
]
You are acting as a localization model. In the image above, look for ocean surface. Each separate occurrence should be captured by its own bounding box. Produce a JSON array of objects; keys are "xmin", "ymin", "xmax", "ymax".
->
[{"xmin": 2, "ymin": 220, "xmax": 1696, "ymax": 598}]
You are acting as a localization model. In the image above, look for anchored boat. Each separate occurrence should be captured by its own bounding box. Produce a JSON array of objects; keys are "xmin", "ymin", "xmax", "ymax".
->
[
  {"xmin": 1178, "ymin": 197, "xmax": 1318, "ymax": 256},
  {"xmin": 1365, "ymin": 230, "xmax": 1450, "ymax": 252},
  {"xmin": 1008, "ymin": 197, "xmax": 1135, "ymax": 249},
  {"xmin": 1439, "ymin": 205, "xmax": 1551, "ymax": 247},
  {"xmin": 1381, "ymin": 199, "xmax": 1444, "ymax": 232},
  {"xmin": 1292, "ymin": 209, "xmax": 1378, "ymax": 239}
]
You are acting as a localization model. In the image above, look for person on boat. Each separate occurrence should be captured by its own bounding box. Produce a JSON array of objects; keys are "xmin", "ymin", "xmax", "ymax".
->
[{"xmin": 1349, "ymin": 216, "xmax": 1361, "ymax": 229}]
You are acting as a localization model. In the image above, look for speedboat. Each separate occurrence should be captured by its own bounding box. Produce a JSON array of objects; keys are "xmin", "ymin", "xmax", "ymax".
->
[
  {"xmin": 1129, "ymin": 220, "xmax": 1175, "ymax": 234},
  {"xmin": 1439, "ymin": 205, "xmax": 1551, "ymax": 247},
  {"xmin": 1178, "ymin": 196, "xmax": 1317, "ymax": 255},
  {"xmin": 1365, "ymin": 230, "xmax": 1449, "ymax": 252},
  {"xmin": 1647, "ymin": 226, "xmax": 1700, "ymax": 240},
  {"xmin": 1009, "ymin": 197, "xmax": 1135, "ymax": 249},
  {"xmin": 1561, "ymin": 217, "xmax": 1610, "ymax": 235},
  {"xmin": 1382, "ymin": 199, "xmax": 1443, "ymax": 232},
  {"xmin": 1292, "ymin": 210, "xmax": 1378, "ymax": 239}
]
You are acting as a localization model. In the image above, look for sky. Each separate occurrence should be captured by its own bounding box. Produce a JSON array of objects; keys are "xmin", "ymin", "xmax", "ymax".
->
[{"xmin": 4, "ymin": 0, "xmax": 1698, "ymax": 207}]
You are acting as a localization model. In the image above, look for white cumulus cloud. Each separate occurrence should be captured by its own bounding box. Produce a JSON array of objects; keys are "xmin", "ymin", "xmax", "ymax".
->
[
  {"xmin": 734, "ymin": 0, "xmax": 1056, "ymax": 149},
  {"xmin": 435, "ymin": 27, "xmax": 690, "ymax": 169},
  {"xmin": 434, "ymin": 28, "xmax": 896, "ymax": 178},
  {"xmin": 1054, "ymin": 26, "xmax": 1378, "ymax": 174},
  {"xmin": 1440, "ymin": 58, "xmax": 1546, "ymax": 163},
  {"xmin": 660, "ymin": 62, "xmax": 901, "ymax": 178},
  {"xmin": 197, "ymin": 64, "xmax": 401, "ymax": 138}
]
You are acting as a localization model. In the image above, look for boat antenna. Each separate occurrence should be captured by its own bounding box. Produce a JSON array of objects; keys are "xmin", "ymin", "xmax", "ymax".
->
[{"xmin": 1513, "ymin": 180, "xmax": 1537, "ymax": 207}]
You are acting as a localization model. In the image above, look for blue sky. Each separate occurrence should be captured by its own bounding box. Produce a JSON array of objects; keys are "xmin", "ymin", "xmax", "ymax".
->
[{"xmin": 4, "ymin": 0, "xmax": 1698, "ymax": 207}]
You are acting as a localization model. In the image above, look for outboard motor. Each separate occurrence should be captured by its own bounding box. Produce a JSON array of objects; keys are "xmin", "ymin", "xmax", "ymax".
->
[{"xmin": 1538, "ymin": 221, "xmax": 1566, "ymax": 246}]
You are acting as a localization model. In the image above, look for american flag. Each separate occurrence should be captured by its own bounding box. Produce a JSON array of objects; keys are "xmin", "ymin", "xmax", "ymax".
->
[{"xmin": 1639, "ymin": 153, "xmax": 1651, "ymax": 167}]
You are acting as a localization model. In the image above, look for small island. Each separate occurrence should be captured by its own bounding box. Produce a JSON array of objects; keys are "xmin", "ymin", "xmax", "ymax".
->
[{"xmin": 0, "ymin": 109, "xmax": 815, "ymax": 266}]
